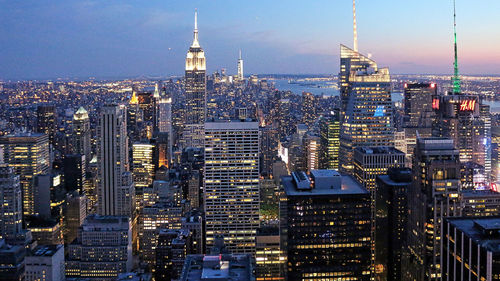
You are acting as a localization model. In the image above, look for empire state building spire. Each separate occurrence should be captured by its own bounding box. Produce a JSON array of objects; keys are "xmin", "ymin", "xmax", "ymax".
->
[{"xmin": 191, "ymin": 9, "xmax": 200, "ymax": 48}]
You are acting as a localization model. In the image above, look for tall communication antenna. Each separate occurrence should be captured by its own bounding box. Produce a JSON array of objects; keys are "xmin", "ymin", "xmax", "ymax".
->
[
  {"xmin": 452, "ymin": 0, "xmax": 461, "ymax": 94},
  {"xmin": 353, "ymin": 0, "xmax": 358, "ymax": 52}
]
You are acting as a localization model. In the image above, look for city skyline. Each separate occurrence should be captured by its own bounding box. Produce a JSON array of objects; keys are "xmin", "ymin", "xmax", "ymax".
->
[{"xmin": 1, "ymin": 0, "xmax": 500, "ymax": 80}]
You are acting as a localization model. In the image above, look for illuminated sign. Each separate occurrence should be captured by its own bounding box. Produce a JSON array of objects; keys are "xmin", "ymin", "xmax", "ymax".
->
[
  {"xmin": 374, "ymin": 106, "xmax": 385, "ymax": 117},
  {"xmin": 459, "ymin": 100, "xmax": 476, "ymax": 111},
  {"xmin": 491, "ymin": 183, "xmax": 499, "ymax": 193},
  {"xmin": 432, "ymin": 99, "xmax": 440, "ymax": 110}
]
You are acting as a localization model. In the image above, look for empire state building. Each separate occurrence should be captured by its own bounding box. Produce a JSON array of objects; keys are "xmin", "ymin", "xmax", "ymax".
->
[{"xmin": 183, "ymin": 10, "xmax": 206, "ymax": 148}]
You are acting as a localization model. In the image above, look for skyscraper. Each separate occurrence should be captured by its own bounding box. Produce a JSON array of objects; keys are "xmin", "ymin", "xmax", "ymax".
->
[
  {"xmin": 204, "ymin": 121, "xmax": 260, "ymax": 254},
  {"xmin": 73, "ymin": 106, "xmax": 91, "ymax": 164},
  {"xmin": 183, "ymin": 10, "xmax": 206, "ymax": 148},
  {"xmin": 237, "ymin": 49, "xmax": 244, "ymax": 81},
  {"xmin": 404, "ymin": 137, "xmax": 461, "ymax": 281},
  {"xmin": 301, "ymin": 92, "xmax": 316, "ymax": 129},
  {"xmin": 66, "ymin": 215, "xmax": 133, "ymax": 280},
  {"xmin": 375, "ymin": 168, "xmax": 412, "ymax": 281},
  {"xmin": 0, "ymin": 133, "xmax": 50, "ymax": 216},
  {"xmin": 432, "ymin": 0, "xmax": 489, "ymax": 179},
  {"xmin": 338, "ymin": 45, "xmax": 393, "ymax": 174},
  {"xmin": 442, "ymin": 217, "xmax": 500, "ymax": 281},
  {"xmin": 319, "ymin": 111, "xmax": 340, "ymax": 170},
  {"xmin": 36, "ymin": 105, "xmax": 57, "ymax": 147},
  {"xmin": 156, "ymin": 96, "xmax": 172, "ymax": 164},
  {"xmin": 280, "ymin": 170, "xmax": 372, "ymax": 280},
  {"xmin": 0, "ymin": 165, "xmax": 23, "ymax": 242},
  {"xmin": 97, "ymin": 105, "xmax": 135, "ymax": 217}
]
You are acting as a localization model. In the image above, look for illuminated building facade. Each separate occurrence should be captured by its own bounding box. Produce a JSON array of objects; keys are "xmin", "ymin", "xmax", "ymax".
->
[
  {"xmin": 305, "ymin": 134, "xmax": 320, "ymax": 171},
  {"xmin": 66, "ymin": 215, "xmax": 132, "ymax": 280},
  {"xmin": 458, "ymin": 189, "xmax": 500, "ymax": 217},
  {"xmin": 375, "ymin": 168, "xmax": 412, "ymax": 281},
  {"xmin": 0, "ymin": 133, "xmax": 50, "ymax": 216},
  {"xmin": 237, "ymin": 49, "xmax": 244, "ymax": 81},
  {"xmin": 183, "ymin": 10, "xmax": 206, "ymax": 148},
  {"xmin": 0, "ymin": 165, "xmax": 23, "ymax": 242},
  {"xmin": 132, "ymin": 142, "xmax": 155, "ymax": 209},
  {"xmin": 97, "ymin": 105, "xmax": 135, "ymax": 217},
  {"xmin": 404, "ymin": 138, "xmax": 461, "ymax": 281},
  {"xmin": 403, "ymin": 83, "xmax": 437, "ymax": 128},
  {"xmin": 204, "ymin": 121, "xmax": 260, "ymax": 254},
  {"xmin": 157, "ymin": 96, "xmax": 172, "ymax": 163},
  {"xmin": 255, "ymin": 227, "xmax": 284, "ymax": 281},
  {"xmin": 432, "ymin": 94, "xmax": 487, "ymax": 174},
  {"xmin": 301, "ymin": 92, "xmax": 316, "ymax": 129},
  {"xmin": 72, "ymin": 107, "xmax": 91, "ymax": 164},
  {"xmin": 442, "ymin": 217, "xmax": 500, "ymax": 281},
  {"xmin": 338, "ymin": 45, "xmax": 394, "ymax": 174},
  {"xmin": 319, "ymin": 111, "xmax": 340, "ymax": 170},
  {"xmin": 280, "ymin": 170, "xmax": 372, "ymax": 281}
]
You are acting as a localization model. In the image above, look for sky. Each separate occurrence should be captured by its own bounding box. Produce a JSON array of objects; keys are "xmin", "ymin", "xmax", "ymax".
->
[{"xmin": 1, "ymin": 0, "xmax": 499, "ymax": 80}]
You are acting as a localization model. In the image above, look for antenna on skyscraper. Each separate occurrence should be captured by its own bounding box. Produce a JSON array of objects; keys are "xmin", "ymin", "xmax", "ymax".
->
[
  {"xmin": 353, "ymin": 0, "xmax": 358, "ymax": 52},
  {"xmin": 452, "ymin": 0, "xmax": 461, "ymax": 94}
]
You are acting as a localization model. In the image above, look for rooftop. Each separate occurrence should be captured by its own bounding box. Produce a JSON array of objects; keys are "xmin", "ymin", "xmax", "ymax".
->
[
  {"xmin": 355, "ymin": 146, "xmax": 405, "ymax": 155},
  {"xmin": 180, "ymin": 253, "xmax": 254, "ymax": 281},
  {"xmin": 29, "ymin": 245, "xmax": 63, "ymax": 257},
  {"xmin": 282, "ymin": 170, "xmax": 368, "ymax": 197},
  {"xmin": 446, "ymin": 216, "xmax": 500, "ymax": 253}
]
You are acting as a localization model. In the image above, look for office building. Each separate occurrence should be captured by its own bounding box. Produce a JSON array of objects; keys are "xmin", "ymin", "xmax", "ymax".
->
[
  {"xmin": 301, "ymin": 92, "xmax": 316, "ymax": 129},
  {"xmin": 36, "ymin": 105, "xmax": 57, "ymax": 146},
  {"xmin": 255, "ymin": 227, "xmax": 284, "ymax": 281},
  {"xmin": 376, "ymin": 168, "xmax": 412, "ymax": 281},
  {"xmin": 442, "ymin": 217, "xmax": 500, "ymax": 281},
  {"xmin": 132, "ymin": 142, "xmax": 155, "ymax": 210},
  {"xmin": 26, "ymin": 217, "xmax": 63, "ymax": 245},
  {"xmin": 0, "ymin": 239, "xmax": 25, "ymax": 281},
  {"xmin": 305, "ymin": 134, "xmax": 320, "ymax": 171},
  {"xmin": 353, "ymin": 146, "xmax": 405, "ymax": 193},
  {"xmin": 64, "ymin": 192, "xmax": 87, "ymax": 244},
  {"xmin": 72, "ymin": 107, "xmax": 91, "ymax": 164},
  {"xmin": 157, "ymin": 97, "xmax": 172, "ymax": 160},
  {"xmin": 66, "ymin": 215, "xmax": 132, "ymax": 280},
  {"xmin": 0, "ymin": 133, "xmax": 50, "ymax": 216},
  {"xmin": 25, "ymin": 245, "xmax": 65, "ymax": 281},
  {"xmin": 204, "ymin": 121, "xmax": 260, "ymax": 253},
  {"xmin": 319, "ymin": 111, "xmax": 341, "ymax": 170},
  {"xmin": 179, "ymin": 254, "xmax": 254, "ymax": 281},
  {"xmin": 154, "ymin": 229, "xmax": 192, "ymax": 280},
  {"xmin": 433, "ymin": 94, "xmax": 487, "ymax": 170},
  {"xmin": 97, "ymin": 105, "xmax": 135, "ymax": 217},
  {"xmin": 403, "ymin": 83, "xmax": 437, "ymax": 128},
  {"xmin": 0, "ymin": 165, "xmax": 23, "ymax": 242},
  {"xmin": 280, "ymin": 170, "xmax": 372, "ymax": 280},
  {"xmin": 63, "ymin": 154, "xmax": 86, "ymax": 192},
  {"xmin": 338, "ymin": 45, "xmax": 394, "ymax": 174},
  {"xmin": 404, "ymin": 138, "xmax": 461, "ymax": 281},
  {"xmin": 459, "ymin": 189, "xmax": 500, "ymax": 217},
  {"xmin": 183, "ymin": 10, "xmax": 206, "ymax": 148}
]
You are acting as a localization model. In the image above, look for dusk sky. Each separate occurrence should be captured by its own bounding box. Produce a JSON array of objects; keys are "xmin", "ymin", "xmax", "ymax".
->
[{"xmin": 1, "ymin": 0, "xmax": 499, "ymax": 80}]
